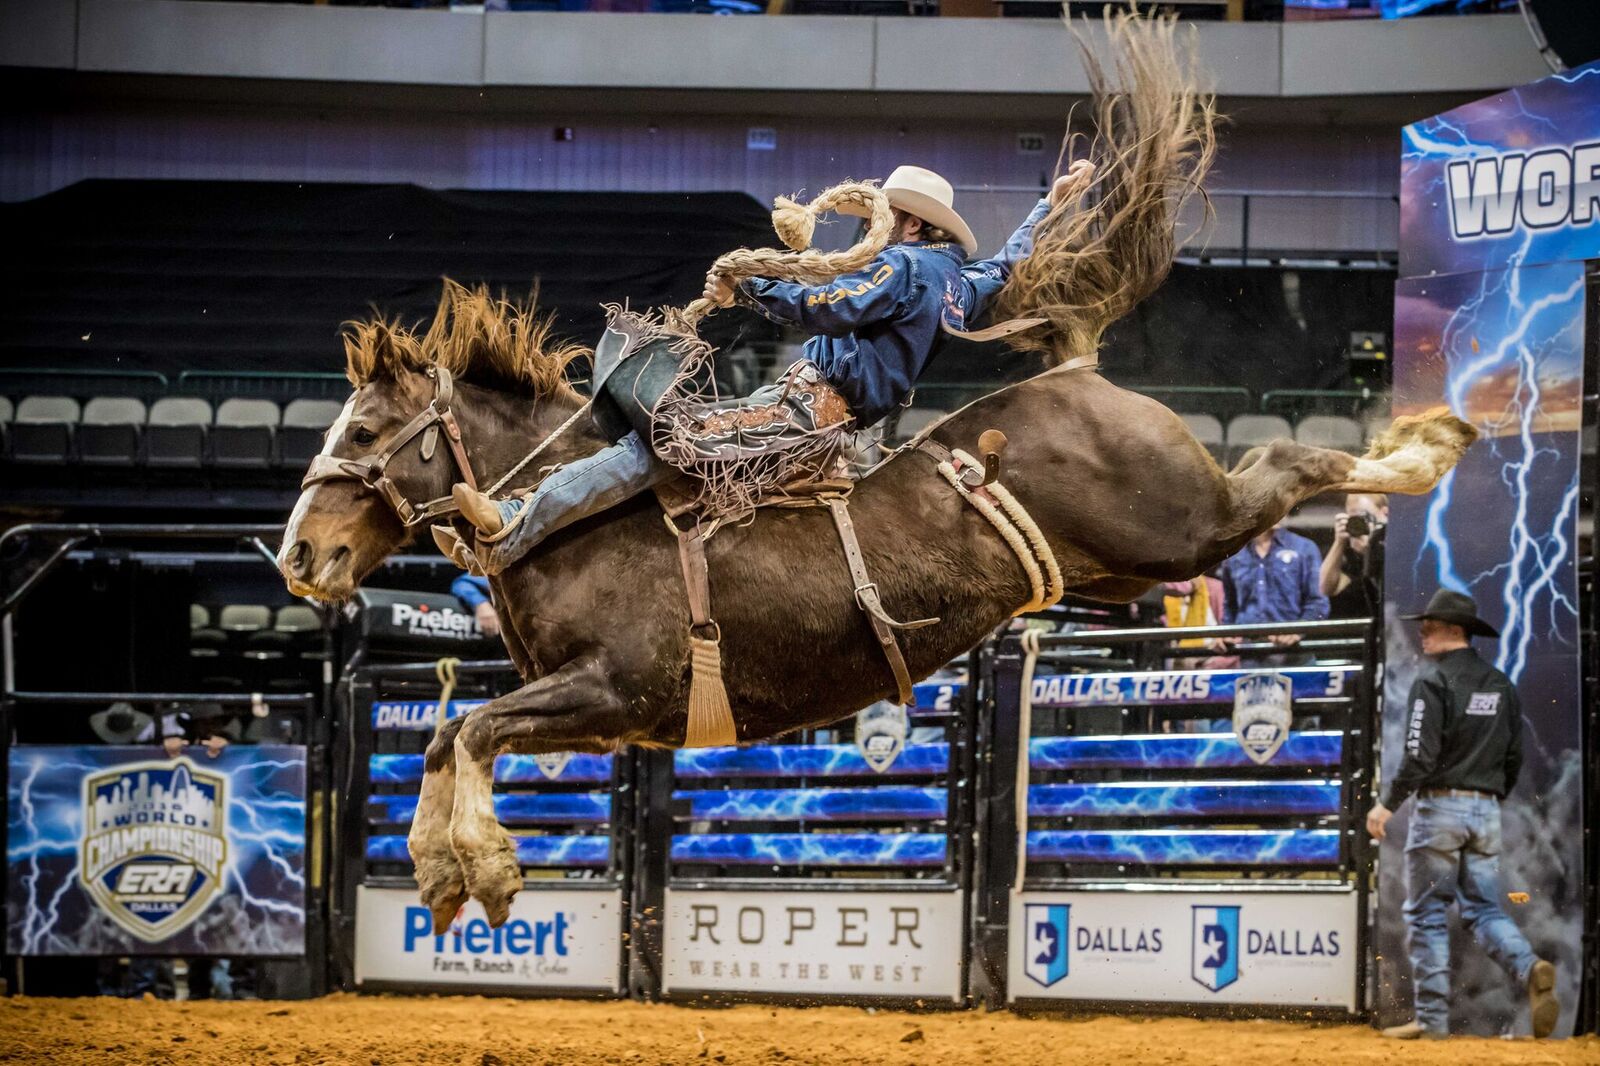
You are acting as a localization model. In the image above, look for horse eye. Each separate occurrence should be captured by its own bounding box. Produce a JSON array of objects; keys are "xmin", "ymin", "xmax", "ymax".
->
[{"xmin": 351, "ymin": 427, "xmax": 378, "ymax": 447}]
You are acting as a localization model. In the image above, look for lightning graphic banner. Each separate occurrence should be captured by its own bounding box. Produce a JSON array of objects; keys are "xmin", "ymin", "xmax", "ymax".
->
[
  {"xmin": 6, "ymin": 745, "xmax": 307, "ymax": 956},
  {"xmin": 1383, "ymin": 61, "xmax": 1595, "ymax": 1038}
]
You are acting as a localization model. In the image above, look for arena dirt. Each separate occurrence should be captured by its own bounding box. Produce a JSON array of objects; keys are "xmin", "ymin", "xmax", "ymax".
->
[{"xmin": 3, "ymin": 994, "xmax": 1595, "ymax": 1066}]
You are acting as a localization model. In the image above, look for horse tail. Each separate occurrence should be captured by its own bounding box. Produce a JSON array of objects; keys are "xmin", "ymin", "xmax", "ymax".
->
[{"xmin": 992, "ymin": 10, "xmax": 1218, "ymax": 367}]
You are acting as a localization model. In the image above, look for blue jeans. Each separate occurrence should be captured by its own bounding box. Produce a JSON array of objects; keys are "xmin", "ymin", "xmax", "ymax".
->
[
  {"xmin": 1403, "ymin": 793, "xmax": 1538, "ymax": 1033},
  {"xmin": 477, "ymin": 430, "xmax": 673, "ymax": 574}
]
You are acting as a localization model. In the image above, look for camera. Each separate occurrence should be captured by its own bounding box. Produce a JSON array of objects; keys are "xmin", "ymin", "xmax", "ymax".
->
[{"xmin": 1346, "ymin": 514, "xmax": 1385, "ymax": 540}]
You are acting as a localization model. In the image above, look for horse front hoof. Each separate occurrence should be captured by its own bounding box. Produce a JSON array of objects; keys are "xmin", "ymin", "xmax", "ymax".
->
[
  {"xmin": 462, "ymin": 839, "xmax": 523, "ymax": 929},
  {"xmin": 414, "ymin": 857, "xmax": 469, "ymax": 935}
]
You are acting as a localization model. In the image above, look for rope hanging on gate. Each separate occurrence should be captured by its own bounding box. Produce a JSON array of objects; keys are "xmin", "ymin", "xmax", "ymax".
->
[
  {"xmin": 433, "ymin": 656, "xmax": 460, "ymax": 737},
  {"xmin": 1013, "ymin": 627, "xmax": 1042, "ymax": 894}
]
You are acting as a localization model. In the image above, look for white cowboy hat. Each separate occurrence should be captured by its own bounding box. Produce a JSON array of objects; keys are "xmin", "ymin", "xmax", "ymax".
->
[{"xmin": 840, "ymin": 165, "xmax": 977, "ymax": 255}]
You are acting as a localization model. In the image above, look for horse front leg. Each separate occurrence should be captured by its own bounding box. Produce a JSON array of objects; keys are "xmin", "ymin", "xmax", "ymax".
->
[
  {"xmin": 407, "ymin": 714, "xmax": 470, "ymax": 934},
  {"xmin": 449, "ymin": 655, "xmax": 631, "ymax": 927}
]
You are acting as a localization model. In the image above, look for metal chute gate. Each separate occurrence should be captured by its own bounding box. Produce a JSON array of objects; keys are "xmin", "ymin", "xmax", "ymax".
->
[
  {"xmin": 629, "ymin": 659, "xmax": 980, "ymax": 1006},
  {"xmin": 334, "ymin": 589, "xmax": 634, "ymax": 997},
  {"xmin": 974, "ymin": 617, "xmax": 1378, "ymax": 1015}
]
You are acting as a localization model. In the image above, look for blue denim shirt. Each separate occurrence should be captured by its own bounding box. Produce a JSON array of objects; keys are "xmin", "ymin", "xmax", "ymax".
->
[
  {"xmin": 451, "ymin": 573, "xmax": 491, "ymax": 610},
  {"xmin": 1220, "ymin": 528, "xmax": 1330, "ymax": 625},
  {"xmin": 736, "ymin": 198, "xmax": 1052, "ymax": 427}
]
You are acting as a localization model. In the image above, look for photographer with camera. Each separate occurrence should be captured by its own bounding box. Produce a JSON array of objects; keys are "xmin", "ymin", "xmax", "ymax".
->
[{"xmin": 1321, "ymin": 492, "xmax": 1387, "ymax": 619}]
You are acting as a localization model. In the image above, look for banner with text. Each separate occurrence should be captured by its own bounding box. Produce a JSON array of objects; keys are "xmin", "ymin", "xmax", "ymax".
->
[
  {"xmin": 6, "ymin": 745, "xmax": 306, "ymax": 956},
  {"xmin": 1008, "ymin": 890, "xmax": 1357, "ymax": 1009},
  {"xmin": 354, "ymin": 886, "xmax": 622, "ymax": 992},
  {"xmin": 663, "ymin": 889, "xmax": 963, "ymax": 1002}
]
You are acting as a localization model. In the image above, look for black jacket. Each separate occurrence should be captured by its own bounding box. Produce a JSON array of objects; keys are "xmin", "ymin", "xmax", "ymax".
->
[{"xmin": 1382, "ymin": 646, "xmax": 1523, "ymax": 808}]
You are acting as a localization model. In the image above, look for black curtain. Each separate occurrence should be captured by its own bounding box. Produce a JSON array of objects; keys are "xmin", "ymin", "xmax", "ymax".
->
[{"xmin": 1, "ymin": 179, "xmax": 778, "ymax": 376}]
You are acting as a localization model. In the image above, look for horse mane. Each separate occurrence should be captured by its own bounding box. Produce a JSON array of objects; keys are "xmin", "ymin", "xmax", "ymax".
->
[
  {"xmin": 994, "ymin": 11, "xmax": 1218, "ymax": 366},
  {"xmin": 343, "ymin": 279, "xmax": 588, "ymax": 399}
]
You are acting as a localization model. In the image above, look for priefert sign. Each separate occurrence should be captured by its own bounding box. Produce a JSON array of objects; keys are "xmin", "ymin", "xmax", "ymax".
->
[{"xmin": 355, "ymin": 886, "xmax": 621, "ymax": 991}]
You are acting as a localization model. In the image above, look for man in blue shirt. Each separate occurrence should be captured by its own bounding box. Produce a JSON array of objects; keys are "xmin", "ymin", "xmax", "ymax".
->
[
  {"xmin": 454, "ymin": 164, "xmax": 1087, "ymax": 575},
  {"xmin": 1219, "ymin": 517, "xmax": 1329, "ymax": 644},
  {"xmin": 450, "ymin": 573, "xmax": 499, "ymax": 638}
]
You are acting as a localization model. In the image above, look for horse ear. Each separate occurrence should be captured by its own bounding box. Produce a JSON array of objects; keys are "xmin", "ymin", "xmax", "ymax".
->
[{"xmin": 343, "ymin": 318, "xmax": 418, "ymax": 385}]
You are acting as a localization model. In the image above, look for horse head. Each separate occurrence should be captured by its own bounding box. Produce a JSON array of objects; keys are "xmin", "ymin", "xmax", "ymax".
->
[{"xmin": 279, "ymin": 282, "xmax": 590, "ymax": 601}]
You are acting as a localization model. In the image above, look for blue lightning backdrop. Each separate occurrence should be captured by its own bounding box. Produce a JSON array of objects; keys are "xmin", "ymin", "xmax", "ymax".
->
[
  {"xmin": 1384, "ymin": 62, "xmax": 1595, "ymax": 1037},
  {"xmin": 6, "ymin": 745, "xmax": 307, "ymax": 956}
]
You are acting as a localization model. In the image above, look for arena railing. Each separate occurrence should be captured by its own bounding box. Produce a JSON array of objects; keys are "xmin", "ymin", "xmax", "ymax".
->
[
  {"xmin": 0, "ymin": 524, "xmax": 328, "ymax": 998},
  {"xmin": 0, "ymin": 366, "xmax": 171, "ymax": 401},
  {"xmin": 972, "ymin": 617, "xmax": 1377, "ymax": 1016},
  {"xmin": 629, "ymin": 653, "xmax": 981, "ymax": 1006},
  {"xmin": 334, "ymin": 589, "xmax": 633, "ymax": 998},
  {"xmin": 175, "ymin": 370, "xmax": 351, "ymax": 403}
]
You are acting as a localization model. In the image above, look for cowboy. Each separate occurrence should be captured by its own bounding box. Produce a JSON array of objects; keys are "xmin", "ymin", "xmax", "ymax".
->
[
  {"xmin": 453, "ymin": 164, "xmax": 1089, "ymax": 573},
  {"xmin": 1367, "ymin": 589, "xmax": 1558, "ymax": 1040}
]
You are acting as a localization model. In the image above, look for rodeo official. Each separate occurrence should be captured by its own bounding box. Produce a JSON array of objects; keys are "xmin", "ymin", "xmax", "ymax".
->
[{"xmin": 1365, "ymin": 589, "xmax": 1559, "ymax": 1040}]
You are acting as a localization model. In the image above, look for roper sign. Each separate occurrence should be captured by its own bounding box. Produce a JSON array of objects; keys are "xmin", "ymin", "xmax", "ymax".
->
[{"xmin": 278, "ymin": 15, "xmax": 1476, "ymax": 930}]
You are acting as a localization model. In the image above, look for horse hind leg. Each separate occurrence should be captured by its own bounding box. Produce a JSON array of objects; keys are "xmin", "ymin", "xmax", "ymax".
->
[
  {"xmin": 450, "ymin": 657, "xmax": 630, "ymax": 928},
  {"xmin": 1333, "ymin": 406, "xmax": 1478, "ymax": 495},
  {"xmin": 408, "ymin": 714, "xmax": 470, "ymax": 935}
]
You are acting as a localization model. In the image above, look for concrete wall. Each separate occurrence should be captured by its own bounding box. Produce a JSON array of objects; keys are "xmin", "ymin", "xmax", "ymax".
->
[
  {"xmin": 1, "ymin": 2, "xmax": 1552, "ymax": 98},
  {"xmin": 0, "ymin": 100, "xmax": 1400, "ymax": 254}
]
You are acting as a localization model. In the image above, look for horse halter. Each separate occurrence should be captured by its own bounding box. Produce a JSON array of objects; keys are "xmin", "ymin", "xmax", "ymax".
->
[{"xmin": 300, "ymin": 367, "xmax": 478, "ymax": 528}]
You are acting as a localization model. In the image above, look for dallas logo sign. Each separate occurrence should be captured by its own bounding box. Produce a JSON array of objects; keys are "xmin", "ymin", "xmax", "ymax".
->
[
  {"xmin": 79, "ymin": 760, "xmax": 228, "ymax": 942},
  {"xmin": 1023, "ymin": 903, "xmax": 1070, "ymax": 988}
]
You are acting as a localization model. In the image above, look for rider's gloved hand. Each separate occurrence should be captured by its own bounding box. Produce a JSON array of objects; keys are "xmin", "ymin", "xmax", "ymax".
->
[{"xmin": 703, "ymin": 272, "xmax": 735, "ymax": 308}]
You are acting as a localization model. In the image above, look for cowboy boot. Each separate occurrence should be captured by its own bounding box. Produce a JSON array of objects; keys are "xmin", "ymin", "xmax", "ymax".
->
[
  {"xmin": 1527, "ymin": 959, "xmax": 1559, "ymax": 1039},
  {"xmin": 453, "ymin": 484, "xmax": 510, "ymax": 536}
]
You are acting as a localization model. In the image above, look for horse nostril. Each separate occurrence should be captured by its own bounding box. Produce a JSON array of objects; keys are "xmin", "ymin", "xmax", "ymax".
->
[{"xmin": 287, "ymin": 540, "xmax": 314, "ymax": 580}]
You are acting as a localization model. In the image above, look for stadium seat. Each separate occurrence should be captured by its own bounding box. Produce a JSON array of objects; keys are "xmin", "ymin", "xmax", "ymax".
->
[
  {"xmin": 11, "ymin": 396, "xmax": 80, "ymax": 464},
  {"xmin": 0, "ymin": 397, "xmax": 13, "ymax": 422},
  {"xmin": 189, "ymin": 604, "xmax": 226, "ymax": 660},
  {"xmin": 1294, "ymin": 415, "xmax": 1364, "ymax": 454},
  {"xmin": 218, "ymin": 604, "xmax": 272, "ymax": 633},
  {"xmin": 1179, "ymin": 413, "xmax": 1225, "ymax": 462},
  {"xmin": 278, "ymin": 398, "xmax": 344, "ymax": 468},
  {"xmin": 274, "ymin": 604, "xmax": 322, "ymax": 635},
  {"xmin": 212, "ymin": 398, "xmax": 281, "ymax": 470},
  {"xmin": 146, "ymin": 397, "xmax": 212, "ymax": 469},
  {"xmin": 1224, "ymin": 414, "xmax": 1293, "ymax": 468},
  {"xmin": 0, "ymin": 396, "xmax": 10, "ymax": 458},
  {"xmin": 78, "ymin": 397, "xmax": 147, "ymax": 466}
]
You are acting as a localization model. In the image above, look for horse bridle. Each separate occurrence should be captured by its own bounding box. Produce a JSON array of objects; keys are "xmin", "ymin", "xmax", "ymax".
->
[{"xmin": 300, "ymin": 367, "xmax": 478, "ymax": 528}]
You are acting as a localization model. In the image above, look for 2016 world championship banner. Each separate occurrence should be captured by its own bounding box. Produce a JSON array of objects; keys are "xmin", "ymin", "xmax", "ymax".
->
[
  {"xmin": 6, "ymin": 746, "xmax": 307, "ymax": 956},
  {"xmin": 1388, "ymin": 61, "xmax": 1595, "ymax": 1036}
]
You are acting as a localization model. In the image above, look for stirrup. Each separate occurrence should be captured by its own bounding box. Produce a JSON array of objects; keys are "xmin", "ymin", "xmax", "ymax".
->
[{"xmin": 431, "ymin": 525, "xmax": 486, "ymax": 576}]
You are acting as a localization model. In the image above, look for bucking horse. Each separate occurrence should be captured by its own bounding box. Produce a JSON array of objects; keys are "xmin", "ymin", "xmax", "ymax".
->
[{"xmin": 278, "ymin": 15, "xmax": 1476, "ymax": 931}]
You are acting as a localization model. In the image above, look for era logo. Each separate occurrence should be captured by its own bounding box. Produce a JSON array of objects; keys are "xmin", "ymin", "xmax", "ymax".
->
[
  {"xmin": 1466, "ymin": 692, "xmax": 1501, "ymax": 716},
  {"xmin": 113, "ymin": 863, "xmax": 198, "ymax": 898}
]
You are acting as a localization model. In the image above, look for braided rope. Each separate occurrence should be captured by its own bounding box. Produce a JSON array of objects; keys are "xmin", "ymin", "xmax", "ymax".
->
[
  {"xmin": 677, "ymin": 181, "xmax": 897, "ymax": 328},
  {"xmin": 938, "ymin": 448, "xmax": 1065, "ymax": 615}
]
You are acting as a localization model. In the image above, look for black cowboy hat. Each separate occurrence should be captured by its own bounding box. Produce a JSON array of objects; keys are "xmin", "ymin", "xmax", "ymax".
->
[
  {"xmin": 1400, "ymin": 589, "xmax": 1499, "ymax": 638},
  {"xmin": 89, "ymin": 702, "xmax": 154, "ymax": 744}
]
